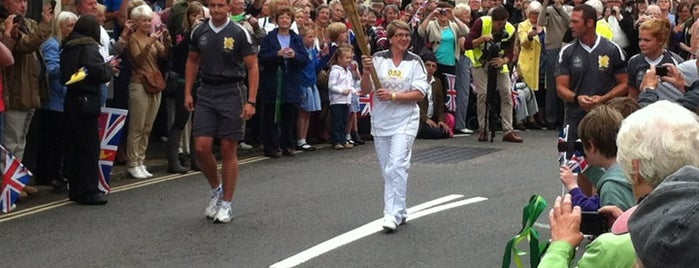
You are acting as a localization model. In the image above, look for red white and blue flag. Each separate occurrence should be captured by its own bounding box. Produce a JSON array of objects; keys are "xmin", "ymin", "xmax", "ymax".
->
[
  {"xmin": 444, "ymin": 73, "xmax": 457, "ymax": 112},
  {"xmin": 98, "ymin": 108, "xmax": 128, "ymax": 194},
  {"xmin": 359, "ymin": 92, "xmax": 373, "ymax": 118},
  {"xmin": 567, "ymin": 153, "xmax": 589, "ymax": 174},
  {"xmin": 0, "ymin": 145, "xmax": 32, "ymax": 213}
]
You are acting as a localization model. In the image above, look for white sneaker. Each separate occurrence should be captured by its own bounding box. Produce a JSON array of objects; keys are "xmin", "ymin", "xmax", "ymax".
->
[
  {"xmin": 213, "ymin": 202, "xmax": 233, "ymax": 223},
  {"xmin": 139, "ymin": 165, "xmax": 153, "ymax": 178},
  {"xmin": 382, "ymin": 215, "xmax": 398, "ymax": 233},
  {"xmin": 456, "ymin": 128, "xmax": 474, "ymax": 134},
  {"xmin": 205, "ymin": 194, "xmax": 222, "ymax": 219},
  {"xmin": 238, "ymin": 142, "xmax": 253, "ymax": 150},
  {"xmin": 127, "ymin": 167, "xmax": 147, "ymax": 179}
]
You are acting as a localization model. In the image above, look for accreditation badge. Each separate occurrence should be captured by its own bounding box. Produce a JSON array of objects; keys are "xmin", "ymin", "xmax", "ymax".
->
[{"xmin": 387, "ymin": 68, "xmax": 402, "ymax": 79}]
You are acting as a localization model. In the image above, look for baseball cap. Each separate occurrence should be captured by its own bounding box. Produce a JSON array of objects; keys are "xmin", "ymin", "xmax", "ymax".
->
[
  {"xmin": 628, "ymin": 165, "xmax": 699, "ymax": 268},
  {"xmin": 611, "ymin": 205, "xmax": 636, "ymax": 235}
]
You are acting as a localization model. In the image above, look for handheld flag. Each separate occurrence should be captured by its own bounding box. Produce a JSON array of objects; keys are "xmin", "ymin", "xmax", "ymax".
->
[
  {"xmin": 444, "ymin": 73, "xmax": 457, "ymax": 112},
  {"xmin": 98, "ymin": 108, "xmax": 128, "ymax": 194},
  {"xmin": 0, "ymin": 145, "xmax": 32, "ymax": 213}
]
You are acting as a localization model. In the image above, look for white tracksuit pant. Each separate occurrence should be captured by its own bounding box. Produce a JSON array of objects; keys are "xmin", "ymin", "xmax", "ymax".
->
[{"xmin": 374, "ymin": 134, "xmax": 415, "ymax": 223}]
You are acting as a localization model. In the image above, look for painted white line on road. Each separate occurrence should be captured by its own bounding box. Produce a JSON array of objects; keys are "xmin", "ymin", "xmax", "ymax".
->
[
  {"xmin": 534, "ymin": 222, "xmax": 551, "ymax": 229},
  {"xmin": 269, "ymin": 195, "xmax": 488, "ymax": 268}
]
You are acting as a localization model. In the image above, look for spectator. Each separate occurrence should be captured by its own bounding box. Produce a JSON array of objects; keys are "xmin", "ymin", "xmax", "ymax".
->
[
  {"xmin": 0, "ymin": 1, "xmax": 53, "ymax": 162},
  {"xmin": 559, "ymin": 105, "xmax": 635, "ymax": 212},
  {"xmin": 125, "ymin": 4, "xmax": 171, "ymax": 179},
  {"xmin": 258, "ymin": 7, "xmax": 309, "ymax": 158},
  {"xmin": 296, "ymin": 27, "xmax": 323, "ymax": 151},
  {"xmin": 626, "ymin": 18, "xmax": 682, "ymax": 99},
  {"xmin": 604, "ymin": 0, "xmax": 636, "ymax": 57},
  {"xmin": 516, "ymin": 0, "xmax": 543, "ymax": 121},
  {"xmin": 452, "ymin": 3, "xmax": 475, "ymax": 135},
  {"xmin": 676, "ymin": 1, "xmax": 699, "ymax": 59},
  {"xmin": 418, "ymin": 1, "xmax": 469, "ymax": 103},
  {"xmin": 258, "ymin": 0, "xmax": 298, "ymax": 34},
  {"xmin": 417, "ymin": 53, "xmax": 452, "ymax": 139},
  {"xmin": 327, "ymin": 44, "xmax": 356, "ymax": 150},
  {"xmin": 61, "ymin": 15, "xmax": 120, "ymax": 205},
  {"xmin": 74, "ymin": 0, "xmax": 112, "ymax": 106},
  {"xmin": 36, "ymin": 11, "xmax": 78, "ymax": 190},
  {"xmin": 538, "ymin": 0, "xmax": 572, "ymax": 130},
  {"xmin": 314, "ymin": 4, "xmax": 331, "ymax": 45},
  {"xmin": 539, "ymin": 100, "xmax": 699, "ymax": 267}
]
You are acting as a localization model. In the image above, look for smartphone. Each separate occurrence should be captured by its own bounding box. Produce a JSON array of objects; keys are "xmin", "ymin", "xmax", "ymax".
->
[
  {"xmin": 655, "ymin": 65, "xmax": 669, "ymax": 77},
  {"xmin": 50, "ymin": 0, "xmax": 57, "ymax": 12},
  {"xmin": 580, "ymin": 211, "xmax": 609, "ymax": 236}
]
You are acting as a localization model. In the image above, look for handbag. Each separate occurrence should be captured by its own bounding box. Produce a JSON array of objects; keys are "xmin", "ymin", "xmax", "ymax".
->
[{"xmin": 140, "ymin": 69, "xmax": 166, "ymax": 94}]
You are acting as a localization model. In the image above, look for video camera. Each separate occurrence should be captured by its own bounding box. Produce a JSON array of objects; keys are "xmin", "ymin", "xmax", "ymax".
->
[{"xmin": 480, "ymin": 30, "xmax": 509, "ymax": 65}]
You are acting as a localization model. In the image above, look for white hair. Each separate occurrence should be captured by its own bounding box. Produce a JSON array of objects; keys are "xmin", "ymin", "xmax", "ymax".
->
[
  {"xmin": 585, "ymin": 0, "xmax": 603, "ymax": 15},
  {"xmin": 526, "ymin": 1, "xmax": 542, "ymax": 16},
  {"xmin": 617, "ymin": 100, "xmax": 699, "ymax": 187},
  {"xmin": 130, "ymin": 4, "xmax": 154, "ymax": 20},
  {"xmin": 453, "ymin": 3, "xmax": 471, "ymax": 17}
]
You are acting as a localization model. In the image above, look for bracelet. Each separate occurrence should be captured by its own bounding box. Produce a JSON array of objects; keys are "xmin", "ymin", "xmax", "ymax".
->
[
  {"xmin": 247, "ymin": 100, "xmax": 256, "ymax": 106},
  {"xmin": 391, "ymin": 92, "xmax": 397, "ymax": 101}
]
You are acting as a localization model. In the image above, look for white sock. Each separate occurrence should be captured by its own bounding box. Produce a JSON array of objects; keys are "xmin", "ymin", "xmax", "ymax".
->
[
  {"xmin": 220, "ymin": 200, "xmax": 232, "ymax": 208},
  {"xmin": 346, "ymin": 134, "xmax": 352, "ymax": 140},
  {"xmin": 211, "ymin": 185, "xmax": 222, "ymax": 196},
  {"xmin": 297, "ymin": 139, "xmax": 306, "ymax": 146}
]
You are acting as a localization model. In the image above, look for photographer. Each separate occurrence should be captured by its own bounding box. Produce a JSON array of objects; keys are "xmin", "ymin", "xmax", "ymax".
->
[{"xmin": 463, "ymin": 6, "xmax": 523, "ymax": 143}]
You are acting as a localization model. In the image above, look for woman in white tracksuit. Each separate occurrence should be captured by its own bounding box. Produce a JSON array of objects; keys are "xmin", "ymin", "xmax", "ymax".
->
[{"xmin": 360, "ymin": 20, "xmax": 430, "ymax": 233}]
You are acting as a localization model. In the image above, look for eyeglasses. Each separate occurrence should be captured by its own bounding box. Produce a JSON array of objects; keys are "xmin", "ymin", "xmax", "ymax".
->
[{"xmin": 392, "ymin": 33, "xmax": 411, "ymax": 38}]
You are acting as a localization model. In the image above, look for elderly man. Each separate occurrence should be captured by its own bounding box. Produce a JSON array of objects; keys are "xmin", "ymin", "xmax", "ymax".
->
[
  {"xmin": 539, "ymin": 100, "xmax": 699, "ymax": 267},
  {"xmin": 0, "ymin": 1, "xmax": 53, "ymax": 161}
]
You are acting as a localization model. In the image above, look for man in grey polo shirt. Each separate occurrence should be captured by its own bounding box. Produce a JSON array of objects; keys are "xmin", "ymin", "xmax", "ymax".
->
[{"xmin": 184, "ymin": 0, "xmax": 259, "ymax": 224}]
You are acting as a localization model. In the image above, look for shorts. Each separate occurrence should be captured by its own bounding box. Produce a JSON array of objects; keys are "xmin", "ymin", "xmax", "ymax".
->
[
  {"xmin": 192, "ymin": 82, "xmax": 246, "ymax": 140},
  {"xmin": 349, "ymin": 93, "xmax": 360, "ymax": 113},
  {"xmin": 300, "ymin": 85, "xmax": 321, "ymax": 112}
]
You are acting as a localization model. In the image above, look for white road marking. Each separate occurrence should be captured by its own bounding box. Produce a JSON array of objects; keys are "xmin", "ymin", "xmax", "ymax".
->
[
  {"xmin": 534, "ymin": 222, "xmax": 551, "ymax": 230},
  {"xmin": 269, "ymin": 195, "xmax": 488, "ymax": 268}
]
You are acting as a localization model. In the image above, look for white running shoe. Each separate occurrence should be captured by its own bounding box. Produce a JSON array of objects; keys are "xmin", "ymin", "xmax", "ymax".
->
[
  {"xmin": 382, "ymin": 215, "xmax": 398, "ymax": 233},
  {"xmin": 205, "ymin": 195, "xmax": 222, "ymax": 219},
  {"xmin": 127, "ymin": 167, "xmax": 147, "ymax": 179},
  {"xmin": 239, "ymin": 142, "xmax": 253, "ymax": 150},
  {"xmin": 139, "ymin": 165, "xmax": 153, "ymax": 177},
  {"xmin": 213, "ymin": 202, "xmax": 233, "ymax": 223}
]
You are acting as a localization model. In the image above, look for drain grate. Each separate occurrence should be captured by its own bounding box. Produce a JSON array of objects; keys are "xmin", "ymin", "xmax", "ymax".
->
[{"xmin": 411, "ymin": 146, "xmax": 498, "ymax": 164}]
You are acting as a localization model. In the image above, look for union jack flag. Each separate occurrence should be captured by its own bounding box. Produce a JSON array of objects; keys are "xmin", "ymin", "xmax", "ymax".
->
[
  {"xmin": 98, "ymin": 108, "xmax": 128, "ymax": 194},
  {"xmin": 444, "ymin": 73, "xmax": 457, "ymax": 112},
  {"xmin": 0, "ymin": 145, "xmax": 32, "ymax": 213},
  {"xmin": 511, "ymin": 68, "xmax": 521, "ymax": 111},
  {"xmin": 359, "ymin": 92, "xmax": 373, "ymax": 118},
  {"xmin": 567, "ymin": 153, "xmax": 589, "ymax": 174}
]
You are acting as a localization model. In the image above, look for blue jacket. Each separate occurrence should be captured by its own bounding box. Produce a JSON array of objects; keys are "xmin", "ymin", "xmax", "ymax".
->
[
  {"xmin": 41, "ymin": 37, "xmax": 66, "ymax": 112},
  {"xmin": 300, "ymin": 46, "xmax": 323, "ymax": 87},
  {"xmin": 258, "ymin": 28, "xmax": 309, "ymax": 104}
]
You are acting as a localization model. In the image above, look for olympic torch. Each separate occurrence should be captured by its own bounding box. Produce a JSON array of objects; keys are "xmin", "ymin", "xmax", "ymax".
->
[{"xmin": 340, "ymin": 0, "xmax": 382, "ymax": 90}]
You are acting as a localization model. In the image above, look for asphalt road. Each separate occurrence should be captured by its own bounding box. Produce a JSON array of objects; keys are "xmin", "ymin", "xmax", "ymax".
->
[{"xmin": 2, "ymin": 130, "xmax": 564, "ymax": 268}]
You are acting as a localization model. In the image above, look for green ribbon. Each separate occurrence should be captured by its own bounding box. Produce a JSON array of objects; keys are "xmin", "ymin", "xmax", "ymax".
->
[
  {"xmin": 230, "ymin": 13, "xmax": 246, "ymax": 22},
  {"xmin": 502, "ymin": 195, "xmax": 550, "ymax": 268},
  {"xmin": 274, "ymin": 66, "xmax": 283, "ymax": 123}
]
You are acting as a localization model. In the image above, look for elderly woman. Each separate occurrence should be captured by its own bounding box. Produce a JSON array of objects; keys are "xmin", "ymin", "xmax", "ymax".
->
[
  {"xmin": 418, "ymin": 2, "xmax": 468, "ymax": 88},
  {"xmin": 626, "ymin": 18, "xmax": 683, "ymax": 99},
  {"xmin": 360, "ymin": 20, "xmax": 430, "ymax": 233},
  {"xmin": 259, "ymin": 7, "xmax": 309, "ymax": 158},
  {"xmin": 539, "ymin": 100, "xmax": 699, "ymax": 267},
  {"xmin": 514, "ymin": 1, "xmax": 543, "ymax": 129},
  {"xmin": 125, "ymin": 4, "xmax": 171, "ymax": 179},
  {"xmin": 37, "ymin": 11, "xmax": 77, "ymax": 189},
  {"xmin": 61, "ymin": 15, "xmax": 120, "ymax": 205}
]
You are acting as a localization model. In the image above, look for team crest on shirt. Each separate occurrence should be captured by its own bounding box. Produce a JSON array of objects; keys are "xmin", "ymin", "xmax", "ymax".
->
[
  {"xmin": 223, "ymin": 37, "xmax": 235, "ymax": 51},
  {"xmin": 598, "ymin": 55, "xmax": 610, "ymax": 70},
  {"xmin": 573, "ymin": 56, "xmax": 583, "ymax": 68}
]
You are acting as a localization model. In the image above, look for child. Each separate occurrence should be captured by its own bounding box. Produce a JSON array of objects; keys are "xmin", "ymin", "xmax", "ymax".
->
[
  {"xmin": 417, "ymin": 53, "xmax": 452, "ymax": 139},
  {"xmin": 559, "ymin": 105, "xmax": 635, "ymax": 212},
  {"xmin": 327, "ymin": 45, "xmax": 356, "ymax": 150},
  {"xmin": 296, "ymin": 27, "xmax": 323, "ymax": 151},
  {"xmin": 345, "ymin": 60, "xmax": 365, "ymax": 146}
]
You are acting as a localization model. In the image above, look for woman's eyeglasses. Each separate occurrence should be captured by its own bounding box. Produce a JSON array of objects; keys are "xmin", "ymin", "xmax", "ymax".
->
[{"xmin": 392, "ymin": 33, "xmax": 411, "ymax": 39}]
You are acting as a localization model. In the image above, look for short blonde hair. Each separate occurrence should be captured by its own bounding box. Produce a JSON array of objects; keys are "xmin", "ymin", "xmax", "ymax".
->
[
  {"xmin": 53, "ymin": 11, "xmax": 78, "ymax": 41},
  {"xmin": 326, "ymin": 22, "xmax": 347, "ymax": 42},
  {"xmin": 131, "ymin": 4, "xmax": 154, "ymax": 20},
  {"xmin": 453, "ymin": 3, "xmax": 471, "ymax": 17}
]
